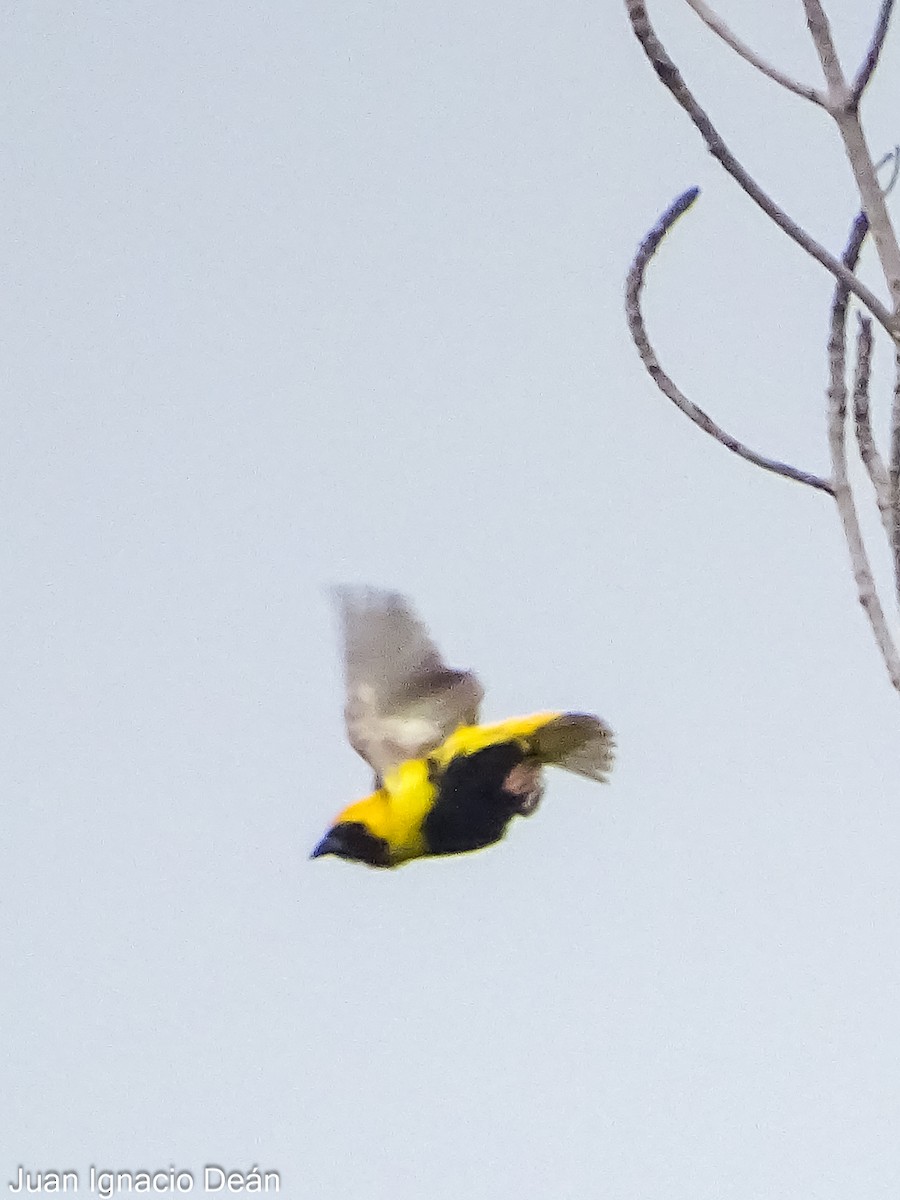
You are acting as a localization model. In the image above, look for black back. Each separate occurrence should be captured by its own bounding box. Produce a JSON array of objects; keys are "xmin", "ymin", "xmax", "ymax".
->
[{"xmin": 423, "ymin": 741, "xmax": 527, "ymax": 856}]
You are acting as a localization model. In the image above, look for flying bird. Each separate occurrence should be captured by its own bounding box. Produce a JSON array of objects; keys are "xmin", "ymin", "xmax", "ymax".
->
[{"xmin": 311, "ymin": 587, "xmax": 615, "ymax": 867}]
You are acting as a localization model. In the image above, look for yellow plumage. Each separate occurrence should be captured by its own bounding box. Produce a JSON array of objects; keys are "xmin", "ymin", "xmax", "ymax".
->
[{"xmin": 311, "ymin": 590, "xmax": 615, "ymax": 868}]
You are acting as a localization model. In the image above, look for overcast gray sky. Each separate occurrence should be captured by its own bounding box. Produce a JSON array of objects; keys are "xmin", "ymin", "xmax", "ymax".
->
[{"xmin": 3, "ymin": 1, "xmax": 900, "ymax": 1197}]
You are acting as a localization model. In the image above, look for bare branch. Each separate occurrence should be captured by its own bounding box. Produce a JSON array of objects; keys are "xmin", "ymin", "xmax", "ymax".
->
[
  {"xmin": 625, "ymin": 0, "xmax": 898, "ymax": 339},
  {"xmin": 851, "ymin": 312, "xmax": 900, "ymax": 606},
  {"xmin": 626, "ymin": 188, "xmax": 834, "ymax": 494},
  {"xmin": 834, "ymin": 118, "xmax": 900, "ymax": 309},
  {"xmin": 828, "ymin": 434, "xmax": 900, "ymax": 693},
  {"xmin": 802, "ymin": 0, "xmax": 848, "ymax": 98},
  {"xmin": 827, "ymin": 228, "xmax": 900, "ymax": 691},
  {"xmin": 850, "ymin": 156, "xmax": 900, "ymax": 597},
  {"xmin": 841, "ymin": 212, "xmax": 897, "ymax": 565},
  {"xmin": 877, "ymin": 146, "xmax": 900, "ymax": 197},
  {"xmin": 803, "ymin": 0, "xmax": 900, "ymax": 310},
  {"xmin": 891, "ymin": 351, "xmax": 900, "ymax": 605},
  {"xmin": 840, "ymin": 210, "xmax": 869, "ymax": 277},
  {"xmin": 683, "ymin": 0, "xmax": 825, "ymax": 105},
  {"xmin": 852, "ymin": 314, "xmax": 892, "ymax": 533},
  {"xmin": 851, "ymin": 0, "xmax": 895, "ymax": 107}
]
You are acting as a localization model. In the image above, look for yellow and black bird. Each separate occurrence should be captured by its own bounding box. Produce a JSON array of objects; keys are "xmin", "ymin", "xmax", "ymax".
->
[{"xmin": 311, "ymin": 587, "xmax": 615, "ymax": 867}]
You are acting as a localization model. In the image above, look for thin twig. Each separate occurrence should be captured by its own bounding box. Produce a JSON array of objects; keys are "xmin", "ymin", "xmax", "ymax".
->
[
  {"xmin": 852, "ymin": 314, "xmax": 892, "ymax": 535},
  {"xmin": 877, "ymin": 146, "xmax": 900, "ymax": 197},
  {"xmin": 851, "ymin": 0, "xmax": 895, "ymax": 107},
  {"xmin": 625, "ymin": 0, "xmax": 898, "ymax": 339},
  {"xmin": 827, "ymin": 218, "xmax": 900, "ymax": 691},
  {"xmin": 626, "ymin": 188, "xmax": 834, "ymax": 494},
  {"xmin": 683, "ymin": 0, "xmax": 825, "ymax": 105}
]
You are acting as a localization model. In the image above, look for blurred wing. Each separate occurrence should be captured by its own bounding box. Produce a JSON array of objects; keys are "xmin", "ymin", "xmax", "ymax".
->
[
  {"xmin": 335, "ymin": 586, "xmax": 484, "ymax": 779},
  {"xmin": 530, "ymin": 712, "xmax": 615, "ymax": 782}
]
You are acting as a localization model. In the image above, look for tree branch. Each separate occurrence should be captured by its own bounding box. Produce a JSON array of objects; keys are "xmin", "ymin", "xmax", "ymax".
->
[
  {"xmin": 683, "ymin": 0, "xmax": 825, "ymax": 105},
  {"xmin": 844, "ymin": 162, "xmax": 900, "ymax": 606},
  {"xmin": 803, "ymin": 0, "xmax": 900, "ymax": 311},
  {"xmin": 827, "ymin": 218, "xmax": 900, "ymax": 691},
  {"xmin": 850, "ymin": 0, "xmax": 894, "ymax": 106},
  {"xmin": 834, "ymin": 120, "xmax": 900, "ymax": 312},
  {"xmin": 802, "ymin": 0, "xmax": 848, "ymax": 97},
  {"xmin": 877, "ymin": 146, "xmax": 900, "ymax": 197},
  {"xmin": 891, "ymin": 350, "xmax": 900, "ymax": 605},
  {"xmin": 626, "ymin": 188, "xmax": 834, "ymax": 494},
  {"xmin": 625, "ymin": 0, "xmax": 898, "ymax": 339},
  {"xmin": 852, "ymin": 314, "xmax": 892, "ymax": 535}
]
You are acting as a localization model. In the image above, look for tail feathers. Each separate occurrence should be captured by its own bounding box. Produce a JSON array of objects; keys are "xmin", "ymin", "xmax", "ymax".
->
[{"xmin": 530, "ymin": 713, "xmax": 615, "ymax": 783}]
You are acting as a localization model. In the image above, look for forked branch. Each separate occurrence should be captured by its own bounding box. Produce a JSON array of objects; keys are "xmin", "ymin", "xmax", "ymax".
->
[
  {"xmin": 802, "ymin": 0, "xmax": 900, "ymax": 310},
  {"xmin": 627, "ymin": 0, "xmax": 900, "ymax": 693},
  {"xmin": 683, "ymin": 0, "xmax": 825, "ymax": 105},
  {"xmin": 624, "ymin": 0, "xmax": 897, "ymax": 338}
]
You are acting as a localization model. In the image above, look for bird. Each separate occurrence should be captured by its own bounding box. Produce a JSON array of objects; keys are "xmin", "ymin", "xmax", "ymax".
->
[{"xmin": 311, "ymin": 587, "xmax": 615, "ymax": 868}]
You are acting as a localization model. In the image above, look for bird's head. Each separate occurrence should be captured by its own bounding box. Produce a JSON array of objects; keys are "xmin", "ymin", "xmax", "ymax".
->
[{"xmin": 310, "ymin": 793, "xmax": 392, "ymax": 867}]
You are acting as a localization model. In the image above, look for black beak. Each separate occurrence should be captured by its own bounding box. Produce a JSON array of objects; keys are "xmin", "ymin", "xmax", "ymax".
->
[
  {"xmin": 309, "ymin": 821, "xmax": 392, "ymax": 867},
  {"xmin": 310, "ymin": 830, "xmax": 342, "ymax": 859}
]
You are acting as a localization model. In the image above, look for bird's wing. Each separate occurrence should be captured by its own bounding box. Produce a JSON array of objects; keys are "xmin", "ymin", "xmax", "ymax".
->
[
  {"xmin": 335, "ymin": 586, "xmax": 484, "ymax": 779},
  {"xmin": 530, "ymin": 712, "xmax": 615, "ymax": 782}
]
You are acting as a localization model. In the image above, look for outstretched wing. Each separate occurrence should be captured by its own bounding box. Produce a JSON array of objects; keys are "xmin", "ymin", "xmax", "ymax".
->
[
  {"xmin": 433, "ymin": 711, "xmax": 615, "ymax": 784},
  {"xmin": 335, "ymin": 586, "xmax": 484, "ymax": 780},
  {"xmin": 529, "ymin": 712, "xmax": 615, "ymax": 782}
]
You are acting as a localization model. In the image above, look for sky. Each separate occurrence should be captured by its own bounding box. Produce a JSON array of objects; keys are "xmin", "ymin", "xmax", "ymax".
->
[{"xmin": 3, "ymin": 1, "xmax": 900, "ymax": 1197}]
